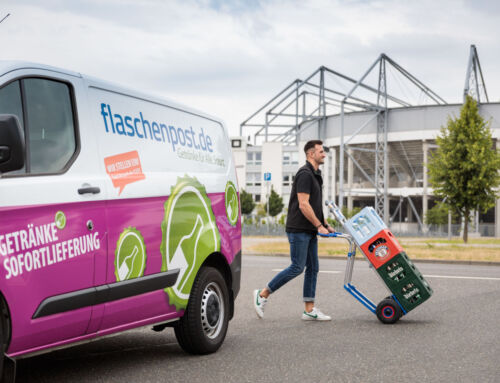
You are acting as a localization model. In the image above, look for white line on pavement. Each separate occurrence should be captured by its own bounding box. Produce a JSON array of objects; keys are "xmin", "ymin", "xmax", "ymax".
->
[
  {"xmin": 423, "ymin": 274, "xmax": 500, "ymax": 281},
  {"xmin": 271, "ymin": 269, "xmax": 500, "ymax": 280},
  {"xmin": 272, "ymin": 269, "xmax": 341, "ymax": 274}
]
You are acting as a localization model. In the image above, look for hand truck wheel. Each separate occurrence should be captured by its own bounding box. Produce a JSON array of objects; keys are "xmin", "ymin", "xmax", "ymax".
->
[{"xmin": 376, "ymin": 298, "xmax": 402, "ymax": 324}]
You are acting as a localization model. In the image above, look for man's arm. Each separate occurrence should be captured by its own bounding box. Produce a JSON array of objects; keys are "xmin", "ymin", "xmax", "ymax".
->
[{"xmin": 297, "ymin": 192, "xmax": 328, "ymax": 234}]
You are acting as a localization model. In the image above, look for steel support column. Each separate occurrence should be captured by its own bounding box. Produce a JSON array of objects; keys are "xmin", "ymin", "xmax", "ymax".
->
[{"xmin": 376, "ymin": 58, "xmax": 389, "ymax": 223}]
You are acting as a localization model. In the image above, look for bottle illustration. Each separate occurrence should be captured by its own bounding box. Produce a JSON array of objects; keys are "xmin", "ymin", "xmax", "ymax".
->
[
  {"xmin": 114, "ymin": 227, "xmax": 147, "ymax": 282},
  {"xmin": 118, "ymin": 246, "xmax": 139, "ymax": 280},
  {"xmin": 225, "ymin": 181, "xmax": 239, "ymax": 226},
  {"xmin": 161, "ymin": 175, "xmax": 221, "ymax": 311},
  {"xmin": 171, "ymin": 215, "xmax": 203, "ymax": 292},
  {"xmin": 227, "ymin": 193, "xmax": 236, "ymax": 221}
]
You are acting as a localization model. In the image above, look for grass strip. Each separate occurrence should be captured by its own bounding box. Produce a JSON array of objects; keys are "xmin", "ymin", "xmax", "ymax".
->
[{"xmin": 244, "ymin": 237, "xmax": 500, "ymax": 262}]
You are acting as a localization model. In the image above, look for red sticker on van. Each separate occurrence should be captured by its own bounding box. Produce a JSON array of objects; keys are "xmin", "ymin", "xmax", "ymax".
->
[{"xmin": 104, "ymin": 150, "xmax": 146, "ymax": 195}]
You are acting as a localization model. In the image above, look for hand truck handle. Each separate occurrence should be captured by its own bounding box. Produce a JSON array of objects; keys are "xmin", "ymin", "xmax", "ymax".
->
[
  {"xmin": 324, "ymin": 200, "xmax": 347, "ymax": 225},
  {"xmin": 318, "ymin": 232, "xmax": 342, "ymax": 238}
]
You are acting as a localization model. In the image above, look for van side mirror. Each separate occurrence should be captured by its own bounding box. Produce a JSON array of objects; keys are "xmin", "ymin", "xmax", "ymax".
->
[{"xmin": 0, "ymin": 114, "xmax": 25, "ymax": 173}]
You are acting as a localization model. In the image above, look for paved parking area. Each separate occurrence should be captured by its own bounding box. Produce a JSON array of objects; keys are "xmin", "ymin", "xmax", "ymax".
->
[{"xmin": 16, "ymin": 255, "xmax": 500, "ymax": 382}]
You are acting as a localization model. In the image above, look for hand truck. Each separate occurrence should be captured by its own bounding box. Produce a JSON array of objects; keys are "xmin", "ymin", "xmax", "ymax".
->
[{"xmin": 320, "ymin": 201, "xmax": 433, "ymax": 324}]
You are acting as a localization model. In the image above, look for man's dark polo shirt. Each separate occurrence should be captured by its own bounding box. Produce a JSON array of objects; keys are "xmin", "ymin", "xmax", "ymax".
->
[{"xmin": 286, "ymin": 161, "xmax": 324, "ymax": 234}]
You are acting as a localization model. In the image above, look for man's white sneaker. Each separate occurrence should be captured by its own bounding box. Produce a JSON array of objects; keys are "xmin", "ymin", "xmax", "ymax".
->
[
  {"xmin": 302, "ymin": 307, "xmax": 331, "ymax": 321},
  {"xmin": 253, "ymin": 289, "xmax": 267, "ymax": 318}
]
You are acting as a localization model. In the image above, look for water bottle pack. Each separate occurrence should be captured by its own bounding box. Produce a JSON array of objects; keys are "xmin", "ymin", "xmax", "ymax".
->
[{"xmin": 343, "ymin": 206, "xmax": 387, "ymax": 246}]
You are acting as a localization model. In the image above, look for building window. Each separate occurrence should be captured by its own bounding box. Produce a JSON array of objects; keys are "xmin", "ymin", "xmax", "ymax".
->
[
  {"xmin": 282, "ymin": 194, "xmax": 290, "ymax": 206},
  {"xmin": 231, "ymin": 139, "xmax": 242, "ymax": 148},
  {"xmin": 255, "ymin": 152, "xmax": 262, "ymax": 165},
  {"xmin": 254, "ymin": 194, "xmax": 261, "ymax": 202},
  {"xmin": 247, "ymin": 151, "xmax": 262, "ymax": 165},
  {"xmin": 246, "ymin": 172, "xmax": 262, "ymax": 187},
  {"xmin": 283, "ymin": 151, "xmax": 298, "ymax": 165},
  {"xmin": 283, "ymin": 173, "xmax": 295, "ymax": 186}
]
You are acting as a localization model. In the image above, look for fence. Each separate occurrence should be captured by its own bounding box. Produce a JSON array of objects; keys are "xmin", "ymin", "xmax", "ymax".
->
[{"xmin": 242, "ymin": 223, "xmax": 497, "ymax": 237}]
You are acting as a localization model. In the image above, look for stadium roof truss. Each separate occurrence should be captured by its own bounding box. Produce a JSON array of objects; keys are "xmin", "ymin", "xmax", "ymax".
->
[
  {"xmin": 464, "ymin": 44, "xmax": 489, "ymax": 103},
  {"xmin": 240, "ymin": 53, "xmax": 447, "ymax": 222}
]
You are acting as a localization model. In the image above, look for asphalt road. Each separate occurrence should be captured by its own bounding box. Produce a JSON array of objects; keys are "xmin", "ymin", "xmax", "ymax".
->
[{"xmin": 16, "ymin": 255, "xmax": 500, "ymax": 383}]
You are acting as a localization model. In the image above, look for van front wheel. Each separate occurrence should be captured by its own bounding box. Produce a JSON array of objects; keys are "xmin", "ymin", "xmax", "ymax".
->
[{"xmin": 174, "ymin": 267, "xmax": 229, "ymax": 354}]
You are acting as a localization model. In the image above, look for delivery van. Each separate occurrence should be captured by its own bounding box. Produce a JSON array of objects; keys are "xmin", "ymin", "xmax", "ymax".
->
[{"xmin": 0, "ymin": 61, "xmax": 241, "ymax": 381}]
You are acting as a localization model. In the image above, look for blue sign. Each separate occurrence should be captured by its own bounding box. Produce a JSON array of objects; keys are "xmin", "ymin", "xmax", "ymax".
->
[{"xmin": 264, "ymin": 172, "xmax": 271, "ymax": 181}]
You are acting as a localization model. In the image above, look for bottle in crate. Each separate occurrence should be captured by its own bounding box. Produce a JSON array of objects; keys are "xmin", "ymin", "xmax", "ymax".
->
[{"xmin": 344, "ymin": 207, "xmax": 386, "ymax": 246}]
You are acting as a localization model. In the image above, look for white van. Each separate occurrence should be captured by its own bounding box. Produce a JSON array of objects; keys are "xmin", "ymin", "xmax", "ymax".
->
[{"xmin": 0, "ymin": 61, "xmax": 241, "ymax": 381}]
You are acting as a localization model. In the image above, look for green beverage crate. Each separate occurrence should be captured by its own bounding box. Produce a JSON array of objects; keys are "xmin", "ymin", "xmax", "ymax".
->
[
  {"xmin": 377, "ymin": 252, "xmax": 433, "ymax": 312},
  {"xmin": 377, "ymin": 252, "xmax": 416, "ymax": 290},
  {"xmin": 394, "ymin": 273, "xmax": 433, "ymax": 312}
]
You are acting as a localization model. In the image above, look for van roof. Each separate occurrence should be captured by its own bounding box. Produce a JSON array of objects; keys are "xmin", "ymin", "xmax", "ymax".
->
[
  {"xmin": 0, "ymin": 61, "xmax": 226, "ymax": 128},
  {"xmin": 0, "ymin": 60, "xmax": 82, "ymax": 78}
]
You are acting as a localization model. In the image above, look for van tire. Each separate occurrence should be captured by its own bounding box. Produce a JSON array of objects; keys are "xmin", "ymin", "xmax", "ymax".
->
[
  {"xmin": 174, "ymin": 267, "xmax": 229, "ymax": 354},
  {"xmin": 0, "ymin": 301, "xmax": 7, "ymax": 379},
  {"xmin": 0, "ymin": 319, "xmax": 3, "ymax": 380}
]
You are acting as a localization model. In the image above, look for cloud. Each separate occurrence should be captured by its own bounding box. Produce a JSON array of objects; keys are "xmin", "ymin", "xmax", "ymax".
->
[{"xmin": 1, "ymin": 0, "xmax": 499, "ymax": 135}]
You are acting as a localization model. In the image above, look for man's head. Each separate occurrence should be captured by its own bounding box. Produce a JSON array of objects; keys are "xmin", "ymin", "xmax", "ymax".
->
[{"xmin": 304, "ymin": 140, "xmax": 326, "ymax": 168}]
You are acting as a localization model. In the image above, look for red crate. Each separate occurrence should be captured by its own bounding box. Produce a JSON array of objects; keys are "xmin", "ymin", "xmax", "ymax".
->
[{"xmin": 360, "ymin": 229, "xmax": 404, "ymax": 269}]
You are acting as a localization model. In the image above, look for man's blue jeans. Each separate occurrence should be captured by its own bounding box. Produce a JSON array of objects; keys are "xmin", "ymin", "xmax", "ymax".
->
[{"xmin": 267, "ymin": 232, "xmax": 319, "ymax": 302}]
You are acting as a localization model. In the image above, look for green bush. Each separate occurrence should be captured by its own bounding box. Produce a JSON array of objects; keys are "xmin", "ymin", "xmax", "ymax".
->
[{"xmin": 278, "ymin": 214, "xmax": 287, "ymax": 226}]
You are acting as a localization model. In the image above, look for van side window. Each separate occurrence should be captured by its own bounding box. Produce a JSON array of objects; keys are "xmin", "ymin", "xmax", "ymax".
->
[
  {"xmin": 0, "ymin": 80, "xmax": 25, "ymax": 174},
  {"xmin": 24, "ymin": 79, "xmax": 76, "ymax": 174},
  {"xmin": 0, "ymin": 78, "xmax": 77, "ymax": 175},
  {"xmin": 0, "ymin": 81, "xmax": 24, "ymax": 127}
]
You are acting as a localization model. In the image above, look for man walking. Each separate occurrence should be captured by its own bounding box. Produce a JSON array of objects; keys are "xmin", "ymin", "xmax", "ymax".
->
[{"xmin": 253, "ymin": 140, "xmax": 334, "ymax": 321}]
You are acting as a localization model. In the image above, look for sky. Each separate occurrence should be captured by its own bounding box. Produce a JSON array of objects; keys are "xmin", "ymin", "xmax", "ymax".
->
[{"xmin": 1, "ymin": 0, "xmax": 499, "ymax": 137}]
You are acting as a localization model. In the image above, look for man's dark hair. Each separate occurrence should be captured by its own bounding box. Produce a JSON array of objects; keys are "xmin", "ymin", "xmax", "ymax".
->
[{"xmin": 304, "ymin": 140, "xmax": 323, "ymax": 154}]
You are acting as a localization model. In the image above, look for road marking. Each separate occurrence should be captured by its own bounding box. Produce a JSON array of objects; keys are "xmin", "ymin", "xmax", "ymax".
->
[
  {"xmin": 271, "ymin": 269, "xmax": 500, "ymax": 280},
  {"xmin": 272, "ymin": 269, "xmax": 341, "ymax": 274},
  {"xmin": 423, "ymin": 274, "xmax": 500, "ymax": 281}
]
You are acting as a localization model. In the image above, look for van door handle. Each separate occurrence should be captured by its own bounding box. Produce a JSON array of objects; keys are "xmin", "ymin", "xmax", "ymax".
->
[{"xmin": 78, "ymin": 186, "xmax": 101, "ymax": 195}]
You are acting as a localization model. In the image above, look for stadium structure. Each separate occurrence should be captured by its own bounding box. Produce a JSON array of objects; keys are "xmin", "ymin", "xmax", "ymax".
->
[{"xmin": 232, "ymin": 45, "xmax": 500, "ymax": 237}]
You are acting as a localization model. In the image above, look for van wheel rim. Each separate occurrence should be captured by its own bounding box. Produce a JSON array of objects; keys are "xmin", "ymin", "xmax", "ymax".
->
[{"xmin": 201, "ymin": 282, "xmax": 224, "ymax": 339}]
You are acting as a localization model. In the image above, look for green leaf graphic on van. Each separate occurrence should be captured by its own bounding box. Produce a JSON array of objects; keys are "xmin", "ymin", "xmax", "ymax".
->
[
  {"xmin": 160, "ymin": 176, "xmax": 220, "ymax": 311},
  {"xmin": 115, "ymin": 227, "xmax": 147, "ymax": 282},
  {"xmin": 225, "ymin": 181, "xmax": 239, "ymax": 226},
  {"xmin": 55, "ymin": 211, "xmax": 66, "ymax": 230}
]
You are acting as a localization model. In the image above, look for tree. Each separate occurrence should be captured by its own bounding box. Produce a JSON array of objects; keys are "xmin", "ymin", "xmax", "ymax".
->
[
  {"xmin": 240, "ymin": 189, "xmax": 255, "ymax": 216},
  {"xmin": 265, "ymin": 186, "xmax": 284, "ymax": 218},
  {"xmin": 256, "ymin": 203, "xmax": 267, "ymax": 222},
  {"xmin": 425, "ymin": 203, "xmax": 452, "ymax": 225},
  {"xmin": 428, "ymin": 95, "xmax": 500, "ymax": 242}
]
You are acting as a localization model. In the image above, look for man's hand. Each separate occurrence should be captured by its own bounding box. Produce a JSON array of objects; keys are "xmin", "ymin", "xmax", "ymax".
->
[
  {"xmin": 326, "ymin": 225, "xmax": 335, "ymax": 233},
  {"xmin": 318, "ymin": 225, "xmax": 329, "ymax": 235}
]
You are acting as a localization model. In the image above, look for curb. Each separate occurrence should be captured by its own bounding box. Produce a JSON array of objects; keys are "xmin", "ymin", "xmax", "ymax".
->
[{"xmin": 243, "ymin": 252, "xmax": 500, "ymax": 266}]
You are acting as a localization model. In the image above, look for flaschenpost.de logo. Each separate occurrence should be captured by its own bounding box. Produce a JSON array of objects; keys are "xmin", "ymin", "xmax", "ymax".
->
[{"xmin": 160, "ymin": 176, "xmax": 220, "ymax": 311}]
